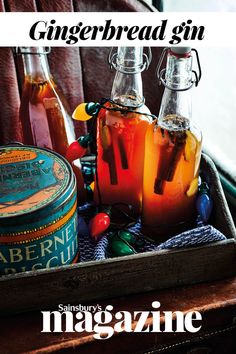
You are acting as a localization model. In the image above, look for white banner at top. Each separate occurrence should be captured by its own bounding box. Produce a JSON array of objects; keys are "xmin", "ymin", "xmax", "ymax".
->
[{"xmin": 0, "ymin": 12, "xmax": 235, "ymax": 47}]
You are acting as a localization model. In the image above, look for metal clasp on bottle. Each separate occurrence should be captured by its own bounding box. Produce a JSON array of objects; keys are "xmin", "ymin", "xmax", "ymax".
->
[
  {"xmin": 156, "ymin": 47, "xmax": 202, "ymax": 91},
  {"xmin": 13, "ymin": 47, "xmax": 51, "ymax": 55},
  {"xmin": 108, "ymin": 47, "xmax": 152, "ymax": 74}
]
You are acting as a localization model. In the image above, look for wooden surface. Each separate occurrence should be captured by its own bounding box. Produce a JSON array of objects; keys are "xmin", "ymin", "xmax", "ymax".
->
[{"xmin": 1, "ymin": 276, "xmax": 236, "ymax": 354}]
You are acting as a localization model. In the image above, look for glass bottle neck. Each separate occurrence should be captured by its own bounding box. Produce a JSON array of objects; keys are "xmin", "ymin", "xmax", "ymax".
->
[
  {"xmin": 159, "ymin": 89, "xmax": 192, "ymax": 130},
  {"xmin": 165, "ymin": 51, "xmax": 192, "ymax": 90},
  {"xmin": 21, "ymin": 47, "xmax": 51, "ymax": 82},
  {"xmin": 111, "ymin": 71, "xmax": 143, "ymax": 107},
  {"xmin": 159, "ymin": 51, "xmax": 192, "ymax": 129},
  {"xmin": 111, "ymin": 47, "xmax": 144, "ymax": 108}
]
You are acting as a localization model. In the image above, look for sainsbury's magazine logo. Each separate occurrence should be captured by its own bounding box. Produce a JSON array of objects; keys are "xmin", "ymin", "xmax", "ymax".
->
[{"xmin": 41, "ymin": 301, "xmax": 202, "ymax": 339}]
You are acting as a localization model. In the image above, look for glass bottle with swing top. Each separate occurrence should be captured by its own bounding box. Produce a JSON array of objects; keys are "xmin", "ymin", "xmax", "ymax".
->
[
  {"xmin": 142, "ymin": 47, "xmax": 202, "ymax": 240},
  {"xmin": 95, "ymin": 47, "xmax": 152, "ymax": 213}
]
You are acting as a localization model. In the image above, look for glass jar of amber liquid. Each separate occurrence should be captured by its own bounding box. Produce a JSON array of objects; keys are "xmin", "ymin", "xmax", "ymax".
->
[
  {"xmin": 95, "ymin": 47, "xmax": 152, "ymax": 214},
  {"xmin": 142, "ymin": 47, "xmax": 202, "ymax": 241}
]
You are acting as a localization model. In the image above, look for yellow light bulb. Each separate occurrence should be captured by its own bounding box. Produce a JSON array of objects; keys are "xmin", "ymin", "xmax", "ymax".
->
[
  {"xmin": 89, "ymin": 181, "xmax": 95, "ymax": 192},
  {"xmin": 72, "ymin": 103, "xmax": 93, "ymax": 121}
]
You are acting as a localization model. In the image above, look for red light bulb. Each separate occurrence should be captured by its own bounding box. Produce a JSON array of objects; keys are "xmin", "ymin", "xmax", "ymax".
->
[
  {"xmin": 66, "ymin": 141, "xmax": 87, "ymax": 162},
  {"xmin": 89, "ymin": 212, "xmax": 111, "ymax": 241}
]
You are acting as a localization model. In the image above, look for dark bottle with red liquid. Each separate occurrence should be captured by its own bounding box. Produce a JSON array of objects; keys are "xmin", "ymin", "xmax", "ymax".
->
[
  {"xmin": 19, "ymin": 47, "xmax": 75, "ymax": 156},
  {"xmin": 18, "ymin": 47, "xmax": 85, "ymax": 202}
]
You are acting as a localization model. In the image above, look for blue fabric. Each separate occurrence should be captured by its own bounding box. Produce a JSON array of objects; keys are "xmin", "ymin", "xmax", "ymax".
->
[{"xmin": 78, "ymin": 205, "xmax": 226, "ymax": 262}]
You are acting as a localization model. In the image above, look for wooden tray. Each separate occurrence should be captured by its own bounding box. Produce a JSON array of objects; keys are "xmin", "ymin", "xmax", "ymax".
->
[{"xmin": 0, "ymin": 154, "xmax": 235, "ymax": 315}]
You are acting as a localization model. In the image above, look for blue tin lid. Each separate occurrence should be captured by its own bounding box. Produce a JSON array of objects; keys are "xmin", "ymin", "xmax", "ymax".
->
[{"xmin": 0, "ymin": 145, "xmax": 75, "ymax": 219}]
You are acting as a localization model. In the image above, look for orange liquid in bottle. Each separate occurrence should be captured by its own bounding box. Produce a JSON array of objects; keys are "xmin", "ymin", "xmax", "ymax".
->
[
  {"xmin": 95, "ymin": 103, "xmax": 151, "ymax": 213},
  {"xmin": 19, "ymin": 76, "xmax": 74, "ymax": 157},
  {"xmin": 142, "ymin": 115, "xmax": 202, "ymax": 239}
]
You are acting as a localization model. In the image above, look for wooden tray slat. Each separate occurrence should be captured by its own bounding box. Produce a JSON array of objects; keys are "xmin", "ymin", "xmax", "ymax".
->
[{"xmin": 0, "ymin": 239, "xmax": 236, "ymax": 314}]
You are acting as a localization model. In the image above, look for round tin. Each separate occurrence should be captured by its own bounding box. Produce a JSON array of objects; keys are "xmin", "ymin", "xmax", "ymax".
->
[{"xmin": 0, "ymin": 145, "xmax": 78, "ymax": 275}]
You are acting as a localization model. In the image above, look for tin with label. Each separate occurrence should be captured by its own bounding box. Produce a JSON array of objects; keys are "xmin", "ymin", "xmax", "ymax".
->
[{"xmin": 0, "ymin": 145, "xmax": 78, "ymax": 275}]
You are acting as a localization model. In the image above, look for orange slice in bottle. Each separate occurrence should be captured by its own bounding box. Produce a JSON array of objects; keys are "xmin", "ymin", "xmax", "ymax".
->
[
  {"xmin": 184, "ymin": 130, "xmax": 198, "ymax": 162},
  {"xmin": 186, "ymin": 177, "xmax": 199, "ymax": 197}
]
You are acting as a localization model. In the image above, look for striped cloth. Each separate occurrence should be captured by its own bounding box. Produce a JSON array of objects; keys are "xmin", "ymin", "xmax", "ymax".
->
[{"xmin": 78, "ymin": 205, "xmax": 226, "ymax": 262}]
